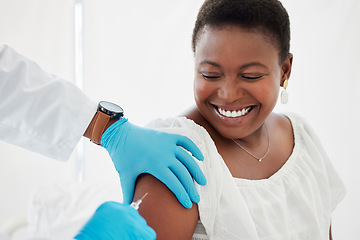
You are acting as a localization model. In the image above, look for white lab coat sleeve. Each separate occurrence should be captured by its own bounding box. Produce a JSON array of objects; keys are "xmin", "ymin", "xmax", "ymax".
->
[{"xmin": 0, "ymin": 43, "xmax": 98, "ymax": 161}]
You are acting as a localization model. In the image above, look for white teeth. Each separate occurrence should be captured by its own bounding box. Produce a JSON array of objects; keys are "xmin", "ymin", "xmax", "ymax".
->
[{"xmin": 218, "ymin": 106, "xmax": 251, "ymax": 118}]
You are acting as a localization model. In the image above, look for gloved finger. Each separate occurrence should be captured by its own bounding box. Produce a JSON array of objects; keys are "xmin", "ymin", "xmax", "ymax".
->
[
  {"xmin": 126, "ymin": 205, "xmax": 147, "ymax": 224},
  {"xmin": 175, "ymin": 147, "xmax": 207, "ymax": 186},
  {"xmin": 120, "ymin": 175, "xmax": 137, "ymax": 204},
  {"xmin": 136, "ymin": 225, "xmax": 157, "ymax": 240},
  {"xmin": 169, "ymin": 160, "xmax": 200, "ymax": 204},
  {"xmin": 176, "ymin": 135, "xmax": 204, "ymax": 161},
  {"xmin": 150, "ymin": 168, "xmax": 193, "ymax": 209}
]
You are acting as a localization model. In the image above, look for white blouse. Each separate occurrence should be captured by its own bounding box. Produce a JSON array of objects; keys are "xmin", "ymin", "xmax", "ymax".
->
[{"xmin": 147, "ymin": 113, "xmax": 346, "ymax": 240}]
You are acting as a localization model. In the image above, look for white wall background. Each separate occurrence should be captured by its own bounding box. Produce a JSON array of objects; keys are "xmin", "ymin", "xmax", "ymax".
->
[{"xmin": 0, "ymin": 0, "xmax": 359, "ymax": 239}]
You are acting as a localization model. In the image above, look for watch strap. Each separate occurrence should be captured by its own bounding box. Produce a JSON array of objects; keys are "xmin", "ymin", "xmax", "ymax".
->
[{"xmin": 88, "ymin": 111, "xmax": 112, "ymax": 145}]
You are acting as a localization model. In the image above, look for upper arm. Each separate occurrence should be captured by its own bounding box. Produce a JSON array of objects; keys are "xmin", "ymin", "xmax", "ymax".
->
[{"xmin": 133, "ymin": 173, "xmax": 199, "ymax": 240}]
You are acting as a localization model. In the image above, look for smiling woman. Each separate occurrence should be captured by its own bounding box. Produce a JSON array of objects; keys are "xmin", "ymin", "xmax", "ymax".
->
[{"xmin": 132, "ymin": 0, "xmax": 345, "ymax": 239}]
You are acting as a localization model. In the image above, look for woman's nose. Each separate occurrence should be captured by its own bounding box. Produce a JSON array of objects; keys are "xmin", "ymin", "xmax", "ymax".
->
[{"xmin": 217, "ymin": 80, "xmax": 244, "ymax": 103}]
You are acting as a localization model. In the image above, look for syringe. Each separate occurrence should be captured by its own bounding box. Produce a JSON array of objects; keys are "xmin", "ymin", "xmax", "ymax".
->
[{"xmin": 130, "ymin": 192, "xmax": 148, "ymax": 210}]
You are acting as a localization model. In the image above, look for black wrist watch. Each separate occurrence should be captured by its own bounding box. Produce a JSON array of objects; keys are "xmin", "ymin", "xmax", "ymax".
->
[
  {"xmin": 88, "ymin": 101, "xmax": 124, "ymax": 145},
  {"xmin": 98, "ymin": 101, "xmax": 124, "ymax": 119}
]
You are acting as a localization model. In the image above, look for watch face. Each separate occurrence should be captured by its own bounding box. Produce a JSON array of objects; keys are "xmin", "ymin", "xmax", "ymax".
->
[{"xmin": 98, "ymin": 101, "xmax": 124, "ymax": 118}]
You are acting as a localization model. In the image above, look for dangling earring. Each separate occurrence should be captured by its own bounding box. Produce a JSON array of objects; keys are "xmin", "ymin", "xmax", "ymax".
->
[{"xmin": 281, "ymin": 79, "xmax": 289, "ymax": 104}]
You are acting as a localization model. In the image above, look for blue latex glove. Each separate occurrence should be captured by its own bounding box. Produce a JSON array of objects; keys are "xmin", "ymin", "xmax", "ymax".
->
[
  {"xmin": 101, "ymin": 118, "xmax": 206, "ymax": 209},
  {"xmin": 75, "ymin": 201, "xmax": 156, "ymax": 240}
]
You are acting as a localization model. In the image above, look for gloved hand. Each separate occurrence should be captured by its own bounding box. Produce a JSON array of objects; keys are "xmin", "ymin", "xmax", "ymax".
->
[
  {"xmin": 75, "ymin": 201, "xmax": 156, "ymax": 240},
  {"xmin": 101, "ymin": 118, "xmax": 206, "ymax": 209}
]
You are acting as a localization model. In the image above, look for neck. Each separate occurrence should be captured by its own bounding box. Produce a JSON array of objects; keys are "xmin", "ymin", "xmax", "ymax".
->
[{"xmin": 234, "ymin": 122, "xmax": 269, "ymax": 150}]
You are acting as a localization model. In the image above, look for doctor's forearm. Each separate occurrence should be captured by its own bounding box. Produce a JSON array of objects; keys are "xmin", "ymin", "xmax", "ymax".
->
[{"xmin": 0, "ymin": 43, "xmax": 97, "ymax": 161}]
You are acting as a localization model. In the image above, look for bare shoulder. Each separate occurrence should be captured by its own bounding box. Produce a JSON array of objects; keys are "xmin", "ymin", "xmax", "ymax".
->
[
  {"xmin": 268, "ymin": 112, "xmax": 294, "ymax": 157},
  {"xmin": 181, "ymin": 105, "xmax": 214, "ymax": 133},
  {"xmin": 269, "ymin": 112, "xmax": 293, "ymax": 136},
  {"xmin": 181, "ymin": 105, "xmax": 204, "ymax": 124},
  {"xmin": 133, "ymin": 174, "xmax": 199, "ymax": 240}
]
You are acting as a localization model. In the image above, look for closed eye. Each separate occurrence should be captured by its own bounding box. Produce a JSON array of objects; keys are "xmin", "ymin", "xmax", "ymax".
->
[
  {"xmin": 201, "ymin": 73, "xmax": 221, "ymax": 80},
  {"xmin": 243, "ymin": 76, "xmax": 261, "ymax": 80},
  {"xmin": 241, "ymin": 74, "xmax": 266, "ymax": 81}
]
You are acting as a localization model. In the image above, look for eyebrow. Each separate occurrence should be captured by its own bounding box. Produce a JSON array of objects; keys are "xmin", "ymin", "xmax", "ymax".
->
[
  {"xmin": 199, "ymin": 60, "xmax": 221, "ymax": 68},
  {"xmin": 199, "ymin": 60, "xmax": 268, "ymax": 70},
  {"xmin": 239, "ymin": 62, "xmax": 268, "ymax": 70}
]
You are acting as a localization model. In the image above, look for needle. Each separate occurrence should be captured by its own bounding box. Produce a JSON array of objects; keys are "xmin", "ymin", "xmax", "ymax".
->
[{"xmin": 130, "ymin": 192, "xmax": 148, "ymax": 210}]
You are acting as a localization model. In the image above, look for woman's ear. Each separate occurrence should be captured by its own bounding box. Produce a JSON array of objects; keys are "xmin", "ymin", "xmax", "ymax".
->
[{"xmin": 280, "ymin": 53, "xmax": 293, "ymax": 86}]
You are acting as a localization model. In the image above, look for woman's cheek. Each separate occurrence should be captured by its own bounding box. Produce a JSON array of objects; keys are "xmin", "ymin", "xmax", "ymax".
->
[
  {"xmin": 194, "ymin": 79, "xmax": 209, "ymax": 101},
  {"xmin": 253, "ymin": 81, "xmax": 278, "ymax": 102}
]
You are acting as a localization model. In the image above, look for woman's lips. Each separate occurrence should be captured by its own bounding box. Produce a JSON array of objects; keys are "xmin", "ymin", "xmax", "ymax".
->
[{"xmin": 216, "ymin": 106, "xmax": 254, "ymax": 118}]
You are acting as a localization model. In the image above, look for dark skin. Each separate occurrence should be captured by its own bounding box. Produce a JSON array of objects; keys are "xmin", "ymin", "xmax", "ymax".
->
[
  {"xmin": 134, "ymin": 174, "xmax": 199, "ymax": 240},
  {"xmin": 133, "ymin": 26, "xmax": 332, "ymax": 239}
]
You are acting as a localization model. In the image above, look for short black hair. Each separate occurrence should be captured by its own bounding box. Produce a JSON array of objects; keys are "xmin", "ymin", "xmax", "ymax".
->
[{"xmin": 192, "ymin": 0, "xmax": 291, "ymax": 63}]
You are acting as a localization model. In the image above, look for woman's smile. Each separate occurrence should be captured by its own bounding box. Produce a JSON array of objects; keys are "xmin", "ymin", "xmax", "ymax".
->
[
  {"xmin": 216, "ymin": 105, "xmax": 254, "ymax": 118},
  {"xmin": 208, "ymin": 101, "xmax": 257, "ymax": 128}
]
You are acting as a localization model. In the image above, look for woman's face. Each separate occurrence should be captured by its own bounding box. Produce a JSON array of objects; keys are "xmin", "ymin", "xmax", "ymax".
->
[{"xmin": 194, "ymin": 25, "xmax": 285, "ymax": 139}]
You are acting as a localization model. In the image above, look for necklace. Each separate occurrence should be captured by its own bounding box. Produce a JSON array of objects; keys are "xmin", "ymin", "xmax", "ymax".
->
[{"xmin": 231, "ymin": 124, "xmax": 270, "ymax": 162}]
